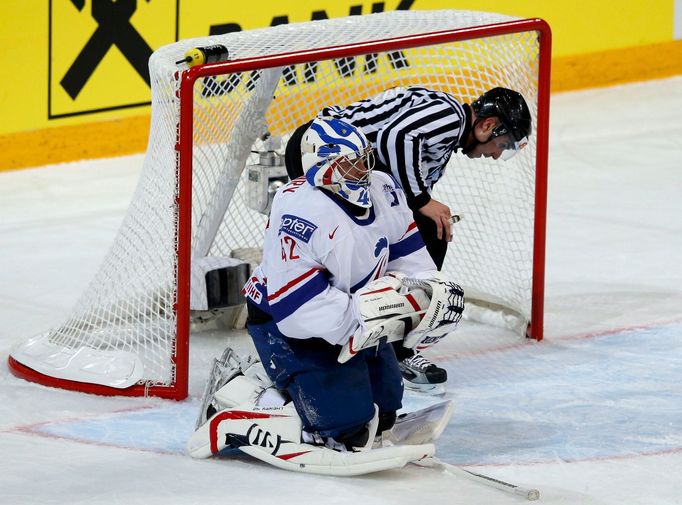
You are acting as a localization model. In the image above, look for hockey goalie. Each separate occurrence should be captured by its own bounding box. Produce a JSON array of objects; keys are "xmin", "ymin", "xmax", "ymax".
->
[{"xmin": 188, "ymin": 118, "xmax": 464, "ymax": 475}]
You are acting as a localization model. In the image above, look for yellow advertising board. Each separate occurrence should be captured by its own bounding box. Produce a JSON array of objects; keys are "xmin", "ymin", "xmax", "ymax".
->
[
  {"xmin": 48, "ymin": 0, "xmax": 177, "ymax": 119},
  {"xmin": 0, "ymin": 0, "xmax": 680, "ymax": 169}
]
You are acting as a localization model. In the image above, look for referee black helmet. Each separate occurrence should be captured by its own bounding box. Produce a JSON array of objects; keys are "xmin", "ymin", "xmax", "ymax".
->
[{"xmin": 471, "ymin": 87, "xmax": 532, "ymax": 142}]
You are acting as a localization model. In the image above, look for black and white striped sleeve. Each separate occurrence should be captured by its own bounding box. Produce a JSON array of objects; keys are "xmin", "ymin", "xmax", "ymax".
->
[{"xmin": 375, "ymin": 99, "xmax": 463, "ymax": 210}]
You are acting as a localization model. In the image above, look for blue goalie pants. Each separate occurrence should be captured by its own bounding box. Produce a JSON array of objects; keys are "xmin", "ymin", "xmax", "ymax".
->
[{"xmin": 248, "ymin": 319, "xmax": 403, "ymax": 439}]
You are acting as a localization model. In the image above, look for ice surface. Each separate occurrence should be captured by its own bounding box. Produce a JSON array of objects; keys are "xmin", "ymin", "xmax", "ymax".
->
[{"xmin": 1, "ymin": 76, "xmax": 682, "ymax": 505}]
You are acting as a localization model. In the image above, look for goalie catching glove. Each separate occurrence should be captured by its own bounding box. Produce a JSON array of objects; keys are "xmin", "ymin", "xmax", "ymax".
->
[
  {"xmin": 400, "ymin": 274, "xmax": 464, "ymax": 351},
  {"xmin": 338, "ymin": 274, "xmax": 464, "ymax": 363}
]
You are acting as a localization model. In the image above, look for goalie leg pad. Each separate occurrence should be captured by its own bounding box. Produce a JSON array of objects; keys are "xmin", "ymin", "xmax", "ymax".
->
[
  {"xmin": 213, "ymin": 374, "xmax": 286, "ymax": 411},
  {"xmin": 239, "ymin": 439, "xmax": 435, "ymax": 476},
  {"xmin": 188, "ymin": 403, "xmax": 303, "ymax": 459},
  {"xmin": 189, "ymin": 403, "xmax": 435, "ymax": 476},
  {"xmin": 195, "ymin": 346, "xmax": 283, "ymax": 429}
]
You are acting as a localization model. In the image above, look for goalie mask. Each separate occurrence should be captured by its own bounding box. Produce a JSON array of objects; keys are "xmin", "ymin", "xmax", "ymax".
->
[{"xmin": 301, "ymin": 118, "xmax": 375, "ymax": 208}]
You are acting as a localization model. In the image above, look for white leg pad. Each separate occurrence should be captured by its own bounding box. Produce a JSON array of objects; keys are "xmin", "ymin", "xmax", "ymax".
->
[
  {"xmin": 214, "ymin": 375, "xmax": 267, "ymax": 410},
  {"xmin": 240, "ymin": 440, "xmax": 435, "ymax": 476},
  {"xmin": 188, "ymin": 403, "xmax": 303, "ymax": 459},
  {"xmin": 212, "ymin": 355, "xmax": 282, "ymax": 409},
  {"xmin": 188, "ymin": 403, "xmax": 435, "ymax": 476}
]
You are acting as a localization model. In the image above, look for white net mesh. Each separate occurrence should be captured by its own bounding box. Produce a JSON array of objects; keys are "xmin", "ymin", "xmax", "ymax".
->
[{"xmin": 11, "ymin": 10, "xmax": 546, "ymax": 396}]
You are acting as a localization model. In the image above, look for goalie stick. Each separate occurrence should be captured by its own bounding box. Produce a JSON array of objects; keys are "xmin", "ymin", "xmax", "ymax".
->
[
  {"xmin": 413, "ymin": 457, "xmax": 540, "ymax": 501},
  {"xmin": 387, "ymin": 400, "xmax": 540, "ymax": 500}
]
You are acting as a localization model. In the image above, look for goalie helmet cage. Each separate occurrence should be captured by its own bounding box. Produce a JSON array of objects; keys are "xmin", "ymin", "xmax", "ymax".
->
[{"xmin": 8, "ymin": 11, "xmax": 551, "ymax": 400}]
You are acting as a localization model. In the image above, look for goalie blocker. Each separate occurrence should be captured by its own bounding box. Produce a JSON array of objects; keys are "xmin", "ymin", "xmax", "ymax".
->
[{"xmin": 338, "ymin": 273, "xmax": 464, "ymax": 363}]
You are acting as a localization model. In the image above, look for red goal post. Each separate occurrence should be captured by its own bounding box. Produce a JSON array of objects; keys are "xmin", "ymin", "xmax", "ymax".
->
[{"xmin": 9, "ymin": 12, "xmax": 551, "ymax": 400}]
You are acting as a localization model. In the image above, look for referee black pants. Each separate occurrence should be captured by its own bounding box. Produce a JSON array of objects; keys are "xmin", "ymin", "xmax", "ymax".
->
[{"xmin": 412, "ymin": 208, "xmax": 448, "ymax": 271}]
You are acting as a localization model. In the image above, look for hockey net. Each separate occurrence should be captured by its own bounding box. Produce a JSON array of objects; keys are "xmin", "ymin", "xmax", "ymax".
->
[{"xmin": 8, "ymin": 10, "xmax": 550, "ymax": 400}]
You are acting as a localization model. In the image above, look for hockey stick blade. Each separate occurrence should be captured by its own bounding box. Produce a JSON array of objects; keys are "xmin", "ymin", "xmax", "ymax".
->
[{"xmin": 414, "ymin": 457, "xmax": 540, "ymax": 501}]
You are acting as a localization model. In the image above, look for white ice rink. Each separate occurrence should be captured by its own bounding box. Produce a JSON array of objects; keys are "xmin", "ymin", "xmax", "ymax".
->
[{"xmin": 1, "ymin": 77, "xmax": 682, "ymax": 505}]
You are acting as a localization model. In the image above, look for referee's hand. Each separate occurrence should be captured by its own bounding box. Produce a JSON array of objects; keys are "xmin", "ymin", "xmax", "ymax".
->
[{"xmin": 418, "ymin": 199, "xmax": 452, "ymax": 242}]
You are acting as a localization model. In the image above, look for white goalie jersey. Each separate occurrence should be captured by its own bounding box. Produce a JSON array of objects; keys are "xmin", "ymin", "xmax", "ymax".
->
[{"xmin": 243, "ymin": 171, "xmax": 436, "ymax": 345}]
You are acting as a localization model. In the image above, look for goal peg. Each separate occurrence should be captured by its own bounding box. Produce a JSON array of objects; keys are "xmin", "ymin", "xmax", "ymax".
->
[{"xmin": 176, "ymin": 44, "xmax": 229, "ymax": 67}]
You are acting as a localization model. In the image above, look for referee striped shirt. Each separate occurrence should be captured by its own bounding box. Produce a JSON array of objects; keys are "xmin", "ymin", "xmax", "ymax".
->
[{"xmin": 320, "ymin": 86, "xmax": 471, "ymax": 210}]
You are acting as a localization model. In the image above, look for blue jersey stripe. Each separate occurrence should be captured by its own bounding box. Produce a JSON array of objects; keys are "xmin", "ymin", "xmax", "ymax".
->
[
  {"xmin": 350, "ymin": 255, "xmax": 387, "ymax": 294},
  {"xmin": 269, "ymin": 271, "xmax": 330, "ymax": 322},
  {"xmin": 388, "ymin": 232, "xmax": 426, "ymax": 262}
]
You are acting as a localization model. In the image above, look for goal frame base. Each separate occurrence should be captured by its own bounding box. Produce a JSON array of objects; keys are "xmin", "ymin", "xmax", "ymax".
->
[{"xmin": 7, "ymin": 356, "xmax": 183, "ymax": 399}]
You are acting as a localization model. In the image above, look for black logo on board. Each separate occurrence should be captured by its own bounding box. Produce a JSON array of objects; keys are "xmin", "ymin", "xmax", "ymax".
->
[
  {"xmin": 60, "ymin": 0, "xmax": 153, "ymax": 100},
  {"xmin": 48, "ymin": 0, "xmax": 177, "ymax": 119},
  {"xmin": 202, "ymin": 0, "xmax": 415, "ymax": 96}
]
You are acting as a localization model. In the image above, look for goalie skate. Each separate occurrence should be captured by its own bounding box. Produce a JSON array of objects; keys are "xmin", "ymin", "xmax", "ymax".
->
[{"xmin": 399, "ymin": 353, "xmax": 448, "ymax": 396}]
